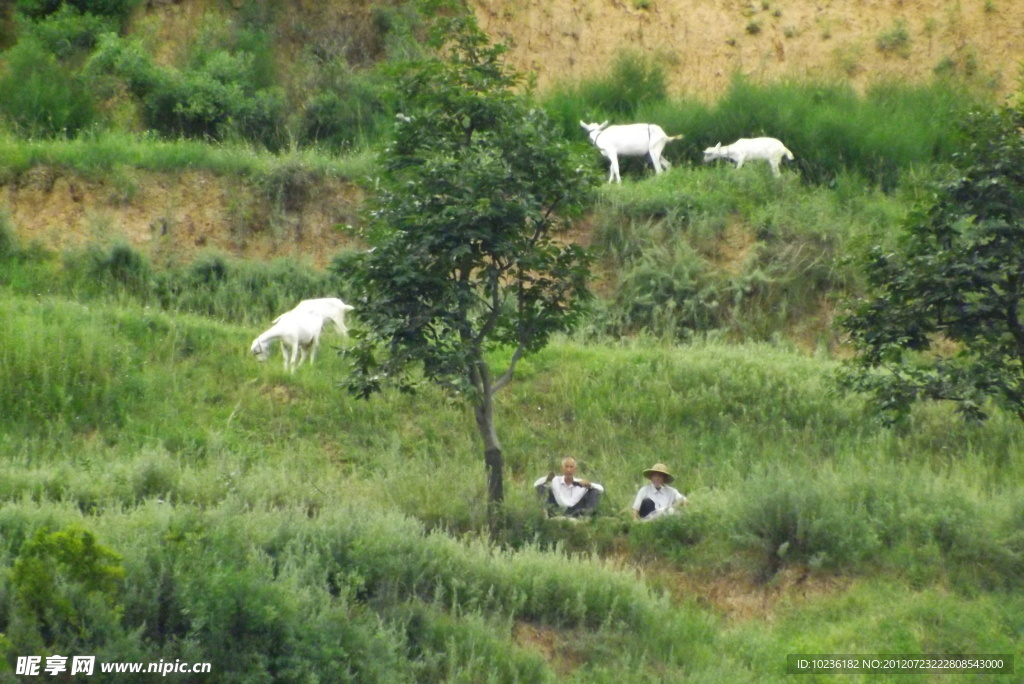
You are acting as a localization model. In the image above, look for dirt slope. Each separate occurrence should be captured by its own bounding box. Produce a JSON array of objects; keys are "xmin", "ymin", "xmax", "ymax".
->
[
  {"xmin": 473, "ymin": 0, "xmax": 1024, "ymax": 100},
  {"xmin": 1, "ymin": 167, "xmax": 362, "ymax": 269}
]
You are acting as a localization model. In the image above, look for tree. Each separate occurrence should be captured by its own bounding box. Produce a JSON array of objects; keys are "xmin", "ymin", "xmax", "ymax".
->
[
  {"xmin": 344, "ymin": 9, "xmax": 593, "ymax": 513},
  {"xmin": 838, "ymin": 108, "xmax": 1024, "ymax": 423}
]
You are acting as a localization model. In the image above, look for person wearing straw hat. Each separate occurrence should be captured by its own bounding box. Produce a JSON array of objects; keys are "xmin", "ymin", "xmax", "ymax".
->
[
  {"xmin": 534, "ymin": 456, "xmax": 604, "ymax": 518},
  {"xmin": 632, "ymin": 463, "xmax": 688, "ymax": 521}
]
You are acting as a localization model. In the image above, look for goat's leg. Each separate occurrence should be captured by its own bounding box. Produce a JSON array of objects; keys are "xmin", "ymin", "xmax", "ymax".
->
[
  {"xmin": 607, "ymin": 154, "xmax": 620, "ymax": 183},
  {"xmin": 769, "ymin": 159, "xmax": 781, "ymax": 177},
  {"xmin": 280, "ymin": 342, "xmax": 296, "ymax": 374},
  {"xmin": 649, "ymin": 152, "xmax": 660, "ymax": 175}
]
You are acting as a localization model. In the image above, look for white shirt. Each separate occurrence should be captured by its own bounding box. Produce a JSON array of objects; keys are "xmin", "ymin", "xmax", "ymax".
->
[
  {"xmin": 632, "ymin": 482, "xmax": 686, "ymax": 513},
  {"xmin": 534, "ymin": 475, "xmax": 605, "ymax": 508}
]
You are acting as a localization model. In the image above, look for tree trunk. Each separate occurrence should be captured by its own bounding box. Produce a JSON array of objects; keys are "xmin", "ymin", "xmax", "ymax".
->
[
  {"xmin": 483, "ymin": 446, "xmax": 504, "ymax": 506},
  {"xmin": 474, "ymin": 392, "xmax": 504, "ymax": 511}
]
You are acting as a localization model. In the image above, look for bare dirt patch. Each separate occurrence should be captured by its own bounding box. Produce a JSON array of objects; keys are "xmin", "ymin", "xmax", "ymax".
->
[
  {"xmin": 473, "ymin": 0, "xmax": 1024, "ymax": 101},
  {"xmin": 2, "ymin": 167, "xmax": 362, "ymax": 269},
  {"xmin": 648, "ymin": 562, "xmax": 854, "ymax": 623},
  {"xmin": 512, "ymin": 622, "xmax": 586, "ymax": 676}
]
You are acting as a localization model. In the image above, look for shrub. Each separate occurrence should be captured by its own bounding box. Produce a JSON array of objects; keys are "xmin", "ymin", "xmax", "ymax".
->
[
  {"xmin": 732, "ymin": 469, "xmax": 883, "ymax": 573},
  {"xmin": 7, "ymin": 525, "xmax": 124, "ymax": 651},
  {"xmin": 85, "ymin": 30, "xmax": 287, "ymax": 149},
  {"xmin": 18, "ymin": 0, "xmax": 139, "ymax": 27},
  {"xmin": 876, "ymin": 19, "xmax": 912, "ymax": 58},
  {"xmin": 0, "ymin": 38, "xmax": 98, "ymax": 137},
  {"xmin": 297, "ymin": 67, "xmax": 393, "ymax": 151},
  {"xmin": 23, "ymin": 4, "xmax": 116, "ymax": 59},
  {"xmin": 609, "ymin": 243, "xmax": 723, "ymax": 339},
  {"xmin": 82, "ymin": 243, "xmax": 154, "ymax": 298}
]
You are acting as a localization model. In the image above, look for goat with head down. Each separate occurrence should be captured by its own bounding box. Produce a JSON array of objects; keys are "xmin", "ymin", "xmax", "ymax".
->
[
  {"xmin": 250, "ymin": 310, "xmax": 324, "ymax": 373},
  {"xmin": 702, "ymin": 137, "xmax": 794, "ymax": 177},
  {"xmin": 580, "ymin": 121, "xmax": 683, "ymax": 184}
]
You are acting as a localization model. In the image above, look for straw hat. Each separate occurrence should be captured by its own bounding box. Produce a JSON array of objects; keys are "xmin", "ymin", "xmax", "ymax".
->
[{"xmin": 642, "ymin": 463, "xmax": 674, "ymax": 484}]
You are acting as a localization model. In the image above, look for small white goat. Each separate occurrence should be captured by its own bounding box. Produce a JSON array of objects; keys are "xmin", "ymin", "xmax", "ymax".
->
[
  {"xmin": 276, "ymin": 298, "xmax": 355, "ymax": 338},
  {"xmin": 580, "ymin": 121, "xmax": 683, "ymax": 184},
  {"xmin": 250, "ymin": 310, "xmax": 325, "ymax": 373},
  {"xmin": 702, "ymin": 137, "xmax": 794, "ymax": 177}
]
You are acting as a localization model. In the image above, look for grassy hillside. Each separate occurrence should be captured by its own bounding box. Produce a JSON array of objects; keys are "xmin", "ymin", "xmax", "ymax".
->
[
  {"xmin": 2, "ymin": 1, "xmax": 1024, "ymax": 680},
  {"xmin": 1, "ymin": 251, "xmax": 1024, "ymax": 679}
]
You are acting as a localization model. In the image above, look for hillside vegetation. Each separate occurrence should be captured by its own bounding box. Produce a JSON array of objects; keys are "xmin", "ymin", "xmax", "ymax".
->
[{"xmin": 1, "ymin": 0, "xmax": 1024, "ymax": 681}]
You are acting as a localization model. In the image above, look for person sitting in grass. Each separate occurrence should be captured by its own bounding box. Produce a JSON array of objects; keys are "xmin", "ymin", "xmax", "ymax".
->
[
  {"xmin": 632, "ymin": 462, "xmax": 688, "ymax": 521},
  {"xmin": 534, "ymin": 456, "xmax": 604, "ymax": 518}
]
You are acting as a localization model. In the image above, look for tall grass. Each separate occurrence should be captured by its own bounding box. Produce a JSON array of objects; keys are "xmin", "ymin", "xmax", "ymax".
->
[
  {"xmin": 1, "ymin": 282, "xmax": 1023, "ymax": 678},
  {"xmin": 0, "ymin": 130, "xmax": 376, "ymax": 182},
  {"xmin": 584, "ymin": 168, "xmax": 906, "ymax": 343},
  {"xmin": 545, "ymin": 64, "xmax": 985, "ymax": 188}
]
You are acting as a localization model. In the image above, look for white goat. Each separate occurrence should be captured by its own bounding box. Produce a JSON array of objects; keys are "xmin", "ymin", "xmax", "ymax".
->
[
  {"xmin": 580, "ymin": 121, "xmax": 683, "ymax": 184},
  {"xmin": 276, "ymin": 298, "xmax": 355, "ymax": 338},
  {"xmin": 702, "ymin": 137, "xmax": 794, "ymax": 177},
  {"xmin": 250, "ymin": 310, "xmax": 325, "ymax": 373}
]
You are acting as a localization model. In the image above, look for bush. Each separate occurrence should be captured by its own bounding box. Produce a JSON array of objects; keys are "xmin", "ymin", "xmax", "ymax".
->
[
  {"xmin": 81, "ymin": 243, "xmax": 154, "ymax": 298},
  {"xmin": 85, "ymin": 30, "xmax": 287, "ymax": 149},
  {"xmin": 7, "ymin": 526, "xmax": 124, "ymax": 651},
  {"xmin": 23, "ymin": 4, "xmax": 116, "ymax": 59},
  {"xmin": 608, "ymin": 242, "xmax": 723, "ymax": 339},
  {"xmin": 297, "ymin": 67, "xmax": 393, "ymax": 151},
  {"xmin": 0, "ymin": 38, "xmax": 98, "ymax": 137},
  {"xmin": 18, "ymin": 0, "xmax": 139, "ymax": 26},
  {"xmin": 733, "ymin": 470, "xmax": 883, "ymax": 573}
]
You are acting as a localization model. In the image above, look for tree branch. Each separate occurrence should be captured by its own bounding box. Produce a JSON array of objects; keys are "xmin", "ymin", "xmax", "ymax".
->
[{"xmin": 492, "ymin": 342, "xmax": 526, "ymax": 394}]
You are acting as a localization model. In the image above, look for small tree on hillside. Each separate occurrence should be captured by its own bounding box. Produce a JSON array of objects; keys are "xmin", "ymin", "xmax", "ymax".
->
[
  {"xmin": 838, "ymin": 108, "xmax": 1024, "ymax": 423},
  {"xmin": 345, "ymin": 11, "xmax": 592, "ymax": 513}
]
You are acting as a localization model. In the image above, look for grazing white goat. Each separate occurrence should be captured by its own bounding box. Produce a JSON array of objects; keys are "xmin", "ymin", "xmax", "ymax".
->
[
  {"xmin": 580, "ymin": 121, "xmax": 683, "ymax": 184},
  {"xmin": 702, "ymin": 137, "xmax": 794, "ymax": 177},
  {"xmin": 250, "ymin": 310, "xmax": 325, "ymax": 373},
  {"xmin": 276, "ymin": 297, "xmax": 355, "ymax": 338}
]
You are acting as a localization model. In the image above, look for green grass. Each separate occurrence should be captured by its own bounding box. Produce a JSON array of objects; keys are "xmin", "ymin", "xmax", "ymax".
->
[
  {"xmin": 549, "ymin": 73, "xmax": 984, "ymax": 189},
  {"xmin": 584, "ymin": 167, "xmax": 914, "ymax": 343},
  {"xmin": 1, "ymin": 276, "xmax": 1022, "ymax": 679},
  {"xmin": 0, "ymin": 130, "xmax": 377, "ymax": 184}
]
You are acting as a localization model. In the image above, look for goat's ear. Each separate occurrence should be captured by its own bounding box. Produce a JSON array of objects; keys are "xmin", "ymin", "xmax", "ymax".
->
[
  {"xmin": 715, "ymin": 143, "xmax": 722, "ymax": 149},
  {"xmin": 579, "ymin": 120, "xmax": 589, "ymax": 129},
  {"xmin": 598, "ymin": 120, "xmax": 610, "ymax": 130}
]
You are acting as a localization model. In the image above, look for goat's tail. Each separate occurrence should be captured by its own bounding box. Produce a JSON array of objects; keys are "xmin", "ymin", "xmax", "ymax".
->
[
  {"xmin": 784, "ymin": 147, "xmax": 794, "ymax": 160},
  {"xmin": 667, "ymin": 134, "xmax": 684, "ymax": 142}
]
